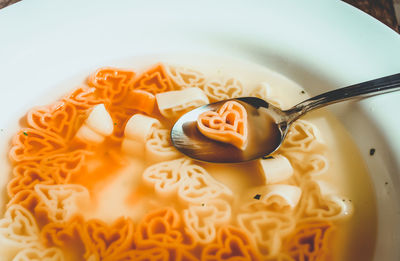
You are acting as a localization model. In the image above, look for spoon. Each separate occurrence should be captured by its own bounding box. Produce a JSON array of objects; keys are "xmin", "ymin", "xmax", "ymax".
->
[{"xmin": 171, "ymin": 73, "xmax": 400, "ymax": 163}]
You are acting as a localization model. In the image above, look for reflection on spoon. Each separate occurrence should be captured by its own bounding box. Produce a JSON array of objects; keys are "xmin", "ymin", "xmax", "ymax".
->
[{"xmin": 171, "ymin": 73, "xmax": 400, "ymax": 163}]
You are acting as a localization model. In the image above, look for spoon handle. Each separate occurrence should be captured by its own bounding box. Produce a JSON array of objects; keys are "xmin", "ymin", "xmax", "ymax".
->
[{"xmin": 285, "ymin": 72, "xmax": 400, "ymax": 122}]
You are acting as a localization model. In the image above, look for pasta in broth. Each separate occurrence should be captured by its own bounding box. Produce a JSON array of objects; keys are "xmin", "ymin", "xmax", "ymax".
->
[{"xmin": 0, "ymin": 61, "xmax": 376, "ymax": 261}]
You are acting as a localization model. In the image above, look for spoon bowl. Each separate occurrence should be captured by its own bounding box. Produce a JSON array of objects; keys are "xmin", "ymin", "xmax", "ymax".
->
[
  {"xmin": 171, "ymin": 97, "xmax": 285, "ymax": 163},
  {"xmin": 171, "ymin": 73, "xmax": 400, "ymax": 163}
]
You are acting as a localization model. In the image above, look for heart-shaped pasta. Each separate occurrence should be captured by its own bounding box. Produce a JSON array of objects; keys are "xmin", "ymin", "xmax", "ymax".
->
[
  {"xmin": 202, "ymin": 77, "xmax": 243, "ymax": 102},
  {"xmin": 143, "ymin": 157, "xmax": 233, "ymax": 205},
  {"xmin": 183, "ymin": 199, "xmax": 231, "ymax": 244},
  {"xmin": 34, "ymin": 184, "xmax": 90, "ymax": 222},
  {"xmin": 165, "ymin": 65, "xmax": 205, "ymax": 90},
  {"xmin": 197, "ymin": 100, "xmax": 248, "ymax": 150},
  {"xmin": 88, "ymin": 67, "xmax": 136, "ymax": 103},
  {"xmin": 201, "ymin": 226, "xmax": 261, "ymax": 261},
  {"xmin": 6, "ymin": 190, "xmax": 42, "ymax": 217},
  {"xmin": 178, "ymin": 164, "xmax": 233, "ymax": 204},
  {"xmin": 7, "ymin": 166, "xmax": 55, "ymax": 197},
  {"xmin": 0, "ymin": 205, "xmax": 40, "ymax": 260},
  {"xmin": 63, "ymin": 86, "xmax": 103, "ymax": 110},
  {"xmin": 38, "ymin": 150, "xmax": 91, "ymax": 184},
  {"xmin": 135, "ymin": 207, "xmax": 197, "ymax": 260},
  {"xmin": 304, "ymin": 154, "xmax": 329, "ymax": 177},
  {"xmin": 142, "ymin": 158, "xmax": 191, "ymax": 198},
  {"xmin": 9, "ymin": 129, "xmax": 67, "ymax": 163},
  {"xmin": 83, "ymin": 217, "xmax": 135, "ymax": 261},
  {"xmin": 12, "ymin": 246, "xmax": 65, "ymax": 261},
  {"xmin": 280, "ymin": 120, "xmax": 325, "ymax": 153},
  {"xmin": 237, "ymin": 211, "xmax": 295, "ymax": 256},
  {"xmin": 27, "ymin": 101, "xmax": 80, "ymax": 141},
  {"xmin": 282, "ymin": 151, "xmax": 329, "ymax": 179},
  {"xmin": 145, "ymin": 128, "xmax": 180, "ymax": 163},
  {"xmin": 109, "ymin": 247, "xmax": 169, "ymax": 261},
  {"xmin": 283, "ymin": 219, "xmax": 334, "ymax": 261},
  {"xmin": 132, "ymin": 64, "xmax": 173, "ymax": 95},
  {"xmin": 296, "ymin": 181, "xmax": 353, "ymax": 220},
  {"xmin": 40, "ymin": 216, "xmax": 86, "ymax": 251}
]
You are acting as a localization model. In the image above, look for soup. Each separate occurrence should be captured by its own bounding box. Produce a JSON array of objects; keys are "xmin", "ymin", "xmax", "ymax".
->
[{"xmin": 0, "ymin": 60, "xmax": 376, "ymax": 261}]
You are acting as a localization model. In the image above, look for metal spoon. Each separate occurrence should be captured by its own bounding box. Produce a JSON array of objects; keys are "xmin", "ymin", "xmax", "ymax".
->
[{"xmin": 171, "ymin": 73, "xmax": 400, "ymax": 163}]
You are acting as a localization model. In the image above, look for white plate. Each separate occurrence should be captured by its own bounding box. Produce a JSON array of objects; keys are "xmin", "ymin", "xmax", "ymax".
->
[{"xmin": 1, "ymin": 0, "xmax": 400, "ymax": 260}]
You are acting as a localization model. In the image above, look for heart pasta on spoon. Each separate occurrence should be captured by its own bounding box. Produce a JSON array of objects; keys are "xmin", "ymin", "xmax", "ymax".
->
[{"xmin": 197, "ymin": 100, "xmax": 248, "ymax": 150}]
